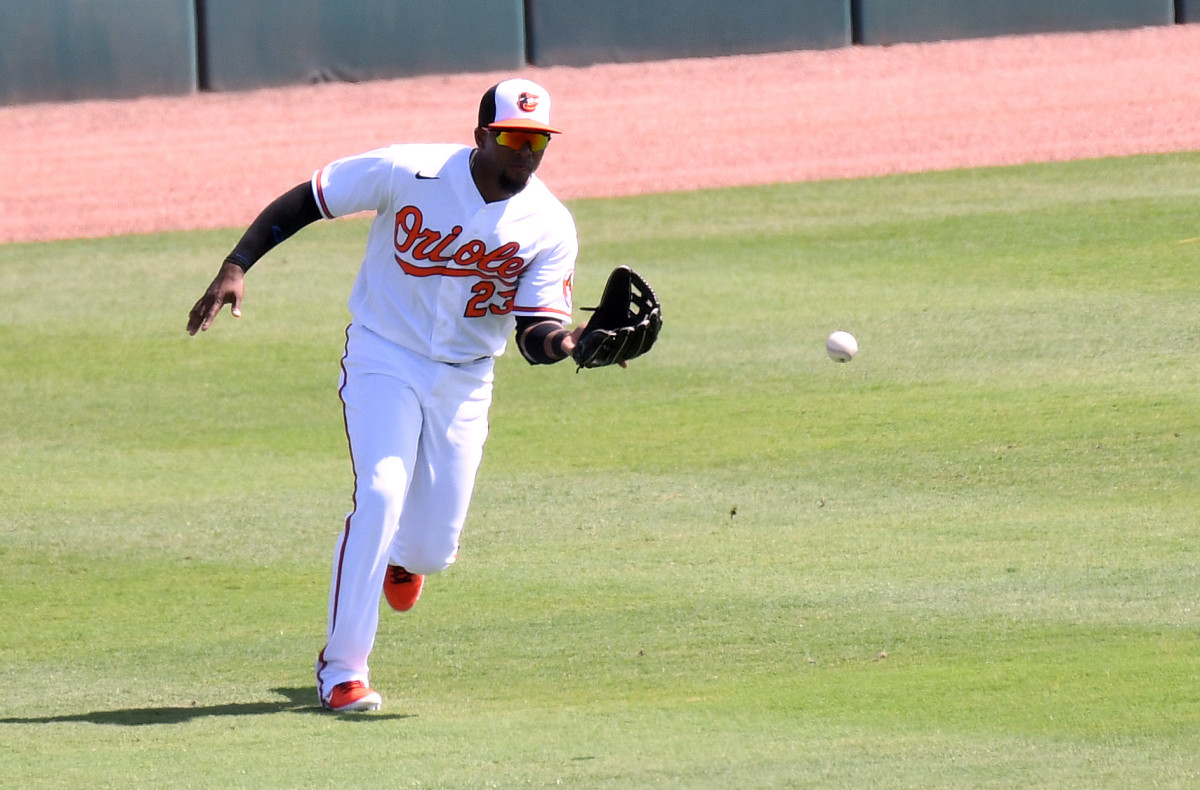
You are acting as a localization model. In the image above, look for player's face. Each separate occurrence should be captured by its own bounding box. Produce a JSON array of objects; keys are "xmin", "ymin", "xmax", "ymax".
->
[{"xmin": 474, "ymin": 128, "xmax": 550, "ymax": 196}]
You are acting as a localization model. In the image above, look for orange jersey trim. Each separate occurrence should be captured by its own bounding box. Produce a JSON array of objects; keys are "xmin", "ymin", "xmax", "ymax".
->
[{"xmin": 512, "ymin": 304, "xmax": 571, "ymax": 319}]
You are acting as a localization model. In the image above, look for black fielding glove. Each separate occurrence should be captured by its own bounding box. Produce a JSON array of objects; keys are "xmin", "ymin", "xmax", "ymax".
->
[{"xmin": 572, "ymin": 266, "xmax": 663, "ymax": 370}]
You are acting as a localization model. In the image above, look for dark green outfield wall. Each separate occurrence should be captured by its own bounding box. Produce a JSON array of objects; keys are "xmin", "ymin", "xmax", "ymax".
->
[
  {"xmin": 524, "ymin": 0, "xmax": 851, "ymax": 66},
  {"xmin": 853, "ymin": 0, "xmax": 1175, "ymax": 45},
  {"xmin": 0, "ymin": 1, "xmax": 1192, "ymax": 105},
  {"xmin": 0, "ymin": 0, "xmax": 196, "ymax": 104},
  {"xmin": 197, "ymin": 0, "xmax": 524, "ymax": 92}
]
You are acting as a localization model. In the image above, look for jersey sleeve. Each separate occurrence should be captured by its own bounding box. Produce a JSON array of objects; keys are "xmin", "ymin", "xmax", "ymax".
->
[
  {"xmin": 511, "ymin": 208, "xmax": 578, "ymax": 322},
  {"xmin": 311, "ymin": 147, "xmax": 397, "ymax": 219}
]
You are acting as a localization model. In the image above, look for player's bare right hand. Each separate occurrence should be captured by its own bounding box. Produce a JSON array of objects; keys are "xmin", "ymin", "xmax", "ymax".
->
[{"xmin": 187, "ymin": 259, "xmax": 246, "ymax": 335}]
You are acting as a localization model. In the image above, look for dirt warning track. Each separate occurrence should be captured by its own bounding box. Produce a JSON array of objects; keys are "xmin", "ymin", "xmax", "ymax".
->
[{"xmin": 1, "ymin": 24, "xmax": 1198, "ymax": 244}]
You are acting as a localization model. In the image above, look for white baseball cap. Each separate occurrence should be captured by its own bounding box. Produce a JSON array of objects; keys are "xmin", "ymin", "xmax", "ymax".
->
[{"xmin": 478, "ymin": 78, "xmax": 562, "ymax": 134}]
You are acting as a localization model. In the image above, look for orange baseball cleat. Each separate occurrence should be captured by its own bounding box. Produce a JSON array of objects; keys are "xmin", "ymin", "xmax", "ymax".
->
[
  {"xmin": 383, "ymin": 565, "xmax": 424, "ymax": 612},
  {"xmin": 321, "ymin": 680, "xmax": 382, "ymax": 712}
]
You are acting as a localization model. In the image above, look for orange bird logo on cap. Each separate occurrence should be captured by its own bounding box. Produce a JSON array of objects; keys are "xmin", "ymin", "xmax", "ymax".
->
[{"xmin": 517, "ymin": 92, "xmax": 539, "ymax": 113}]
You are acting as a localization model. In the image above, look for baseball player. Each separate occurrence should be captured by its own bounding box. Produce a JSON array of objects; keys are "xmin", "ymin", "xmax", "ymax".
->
[{"xmin": 188, "ymin": 79, "xmax": 585, "ymax": 712}]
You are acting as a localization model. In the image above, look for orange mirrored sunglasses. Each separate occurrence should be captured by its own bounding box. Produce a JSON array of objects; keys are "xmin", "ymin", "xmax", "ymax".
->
[{"xmin": 493, "ymin": 130, "xmax": 551, "ymax": 152}]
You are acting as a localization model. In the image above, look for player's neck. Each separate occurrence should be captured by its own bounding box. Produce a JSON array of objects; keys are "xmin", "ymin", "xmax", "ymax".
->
[{"xmin": 469, "ymin": 149, "xmax": 521, "ymax": 204}]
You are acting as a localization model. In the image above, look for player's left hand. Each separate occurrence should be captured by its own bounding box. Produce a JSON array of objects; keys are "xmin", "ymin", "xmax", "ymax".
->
[
  {"xmin": 561, "ymin": 325, "xmax": 627, "ymax": 368},
  {"xmin": 570, "ymin": 266, "xmax": 661, "ymax": 370},
  {"xmin": 187, "ymin": 259, "xmax": 246, "ymax": 335}
]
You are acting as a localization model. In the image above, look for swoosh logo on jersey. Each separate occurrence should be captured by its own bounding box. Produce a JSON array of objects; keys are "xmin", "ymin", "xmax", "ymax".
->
[{"xmin": 415, "ymin": 171, "xmax": 439, "ymax": 180}]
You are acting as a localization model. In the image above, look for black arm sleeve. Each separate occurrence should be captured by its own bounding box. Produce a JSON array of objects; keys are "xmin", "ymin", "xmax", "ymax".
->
[
  {"xmin": 225, "ymin": 182, "xmax": 323, "ymax": 271},
  {"xmin": 515, "ymin": 317, "xmax": 571, "ymax": 365}
]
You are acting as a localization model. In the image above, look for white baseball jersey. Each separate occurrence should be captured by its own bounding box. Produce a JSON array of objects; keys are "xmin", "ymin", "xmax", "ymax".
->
[{"xmin": 312, "ymin": 144, "xmax": 577, "ymax": 364}]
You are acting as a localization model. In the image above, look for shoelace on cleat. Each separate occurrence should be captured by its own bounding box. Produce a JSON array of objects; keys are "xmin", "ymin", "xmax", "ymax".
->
[{"xmin": 388, "ymin": 567, "xmax": 416, "ymax": 585}]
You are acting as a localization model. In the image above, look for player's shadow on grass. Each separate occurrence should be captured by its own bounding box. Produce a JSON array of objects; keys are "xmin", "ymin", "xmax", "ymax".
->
[{"xmin": 0, "ymin": 686, "xmax": 413, "ymax": 725}]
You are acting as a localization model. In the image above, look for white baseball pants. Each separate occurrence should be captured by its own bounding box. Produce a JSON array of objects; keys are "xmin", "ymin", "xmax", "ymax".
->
[{"xmin": 316, "ymin": 324, "xmax": 493, "ymax": 699}]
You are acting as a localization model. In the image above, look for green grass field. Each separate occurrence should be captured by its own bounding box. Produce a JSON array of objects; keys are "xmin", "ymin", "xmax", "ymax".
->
[{"xmin": 2, "ymin": 153, "xmax": 1198, "ymax": 788}]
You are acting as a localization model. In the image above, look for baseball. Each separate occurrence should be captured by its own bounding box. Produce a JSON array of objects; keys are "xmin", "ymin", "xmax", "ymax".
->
[{"xmin": 826, "ymin": 330, "xmax": 858, "ymax": 362}]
